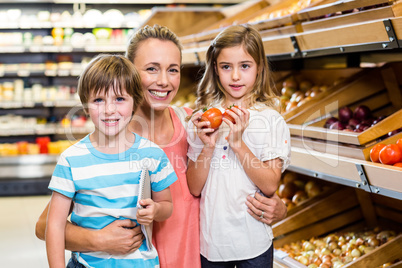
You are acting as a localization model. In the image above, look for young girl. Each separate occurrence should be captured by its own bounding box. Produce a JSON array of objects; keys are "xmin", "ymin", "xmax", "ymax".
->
[
  {"xmin": 186, "ymin": 25, "xmax": 291, "ymax": 267},
  {"xmin": 45, "ymin": 54, "xmax": 177, "ymax": 267}
]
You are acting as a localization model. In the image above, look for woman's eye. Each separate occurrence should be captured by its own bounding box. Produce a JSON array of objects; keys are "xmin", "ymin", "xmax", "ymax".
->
[
  {"xmin": 169, "ymin": 68, "xmax": 179, "ymax": 73},
  {"xmin": 146, "ymin": 67, "xmax": 157, "ymax": 72}
]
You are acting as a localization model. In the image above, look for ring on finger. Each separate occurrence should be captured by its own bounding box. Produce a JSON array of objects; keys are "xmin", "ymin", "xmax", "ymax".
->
[{"xmin": 260, "ymin": 211, "xmax": 264, "ymax": 219}]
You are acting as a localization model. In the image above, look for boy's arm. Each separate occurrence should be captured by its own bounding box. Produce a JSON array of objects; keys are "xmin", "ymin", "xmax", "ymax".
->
[
  {"xmin": 36, "ymin": 201, "xmax": 144, "ymax": 254},
  {"xmin": 46, "ymin": 192, "xmax": 72, "ymax": 268},
  {"xmin": 137, "ymin": 187, "xmax": 173, "ymax": 224}
]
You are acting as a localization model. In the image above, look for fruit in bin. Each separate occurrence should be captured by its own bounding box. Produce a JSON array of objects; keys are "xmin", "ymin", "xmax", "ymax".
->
[
  {"xmin": 370, "ymin": 143, "xmax": 386, "ymax": 163},
  {"xmin": 353, "ymin": 105, "xmax": 372, "ymax": 121},
  {"xmin": 278, "ymin": 182, "xmax": 298, "ymax": 199},
  {"xmin": 283, "ymin": 76, "xmax": 298, "ymax": 89},
  {"xmin": 379, "ymin": 144, "xmax": 402, "ymax": 165},
  {"xmin": 281, "ymin": 86, "xmax": 296, "ymax": 98},
  {"xmin": 299, "ymin": 80, "xmax": 312, "ymax": 92},
  {"xmin": 200, "ymin": 107, "xmax": 222, "ymax": 130},
  {"xmin": 394, "ymin": 162, "xmax": 402, "ymax": 167},
  {"xmin": 338, "ymin": 106, "xmax": 353, "ymax": 123},
  {"xmin": 292, "ymin": 190, "xmax": 308, "ymax": 205},
  {"xmin": 324, "ymin": 117, "xmax": 339, "ymax": 128},
  {"xmin": 329, "ymin": 121, "xmax": 346, "ymax": 130},
  {"xmin": 348, "ymin": 118, "xmax": 360, "ymax": 129},
  {"xmin": 286, "ymin": 101, "xmax": 298, "ymax": 112},
  {"xmin": 283, "ymin": 171, "xmax": 298, "ymax": 184}
]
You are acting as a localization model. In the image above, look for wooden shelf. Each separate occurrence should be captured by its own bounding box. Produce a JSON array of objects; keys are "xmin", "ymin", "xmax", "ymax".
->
[{"xmin": 289, "ymin": 146, "xmax": 402, "ymax": 200}]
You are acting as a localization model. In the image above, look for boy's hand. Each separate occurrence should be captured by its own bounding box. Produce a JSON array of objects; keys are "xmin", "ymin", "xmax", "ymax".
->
[{"xmin": 136, "ymin": 199, "xmax": 156, "ymax": 226}]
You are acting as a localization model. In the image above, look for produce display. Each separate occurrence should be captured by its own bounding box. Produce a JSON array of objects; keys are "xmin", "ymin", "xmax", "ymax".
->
[
  {"xmin": 279, "ymin": 76, "xmax": 335, "ymax": 113},
  {"xmin": 370, "ymin": 138, "xmax": 402, "ymax": 166},
  {"xmin": 278, "ymin": 172, "xmax": 327, "ymax": 211},
  {"xmin": 324, "ymin": 105, "xmax": 390, "ymax": 133},
  {"xmin": 277, "ymin": 227, "xmax": 399, "ymax": 268},
  {"xmin": 0, "ymin": 138, "xmax": 72, "ymax": 156}
]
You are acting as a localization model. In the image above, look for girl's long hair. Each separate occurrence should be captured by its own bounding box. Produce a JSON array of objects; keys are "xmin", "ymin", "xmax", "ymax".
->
[{"xmin": 195, "ymin": 24, "xmax": 279, "ymax": 111}]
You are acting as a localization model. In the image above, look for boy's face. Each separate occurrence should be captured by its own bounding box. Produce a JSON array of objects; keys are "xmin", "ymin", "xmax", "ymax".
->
[{"xmin": 87, "ymin": 87, "xmax": 134, "ymax": 139}]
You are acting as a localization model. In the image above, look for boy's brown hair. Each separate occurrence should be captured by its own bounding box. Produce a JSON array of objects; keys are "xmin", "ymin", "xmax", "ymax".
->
[{"xmin": 78, "ymin": 54, "xmax": 143, "ymax": 113}]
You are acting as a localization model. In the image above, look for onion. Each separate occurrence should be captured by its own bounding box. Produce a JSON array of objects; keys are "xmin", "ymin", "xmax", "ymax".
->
[
  {"xmin": 329, "ymin": 121, "xmax": 346, "ymax": 130},
  {"xmin": 353, "ymin": 105, "xmax": 372, "ymax": 121},
  {"xmin": 348, "ymin": 118, "xmax": 360, "ymax": 129},
  {"xmin": 278, "ymin": 182, "xmax": 298, "ymax": 199},
  {"xmin": 338, "ymin": 106, "xmax": 353, "ymax": 122},
  {"xmin": 324, "ymin": 117, "xmax": 339, "ymax": 128}
]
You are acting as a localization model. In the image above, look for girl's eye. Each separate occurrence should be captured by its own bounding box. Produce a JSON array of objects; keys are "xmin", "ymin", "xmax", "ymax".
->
[
  {"xmin": 241, "ymin": 64, "xmax": 250, "ymax": 69},
  {"xmin": 221, "ymin": 65, "xmax": 230, "ymax": 70}
]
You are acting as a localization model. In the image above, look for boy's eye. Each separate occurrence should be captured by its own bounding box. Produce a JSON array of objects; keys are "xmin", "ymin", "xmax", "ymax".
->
[
  {"xmin": 116, "ymin": 97, "xmax": 125, "ymax": 102},
  {"xmin": 93, "ymin": 98, "xmax": 103, "ymax": 103}
]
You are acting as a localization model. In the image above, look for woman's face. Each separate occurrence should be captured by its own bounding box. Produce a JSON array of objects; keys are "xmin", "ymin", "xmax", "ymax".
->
[{"xmin": 133, "ymin": 38, "xmax": 181, "ymax": 112}]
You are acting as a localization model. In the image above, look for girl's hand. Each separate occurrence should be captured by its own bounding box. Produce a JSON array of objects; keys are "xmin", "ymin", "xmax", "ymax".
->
[
  {"xmin": 222, "ymin": 106, "xmax": 249, "ymax": 148},
  {"xmin": 136, "ymin": 199, "xmax": 156, "ymax": 226},
  {"xmin": 191, "ymin": 111, "xmax": 219, "ymax": 148}
]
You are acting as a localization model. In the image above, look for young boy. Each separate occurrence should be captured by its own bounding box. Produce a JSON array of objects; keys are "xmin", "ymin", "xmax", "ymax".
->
[{"xmin": 45, "ymin": 54, "xmax": 177, "ymax": 268}]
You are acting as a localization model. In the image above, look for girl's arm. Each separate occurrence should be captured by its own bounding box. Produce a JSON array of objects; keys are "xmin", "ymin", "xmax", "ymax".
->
[
  {"xmin": 224, "ymin": 107, "xmax": 282, "ymax": 196},
  {"xmin": 186, "ymin": 112, "xmax": 219, "ymax": 197},
  {"xmin": 136, "ymin": 187, "xmax": 173, "ymax": 225},
  {"xmin": 36, "ymin": 202, "xmax": 143, "ymax": 255},
  {"xmin": 46, "ymin": 192, "xmax": 72, "ymax": 268}
]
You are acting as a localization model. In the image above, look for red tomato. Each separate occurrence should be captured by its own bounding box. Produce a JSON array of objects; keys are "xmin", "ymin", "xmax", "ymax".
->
[
  {"xmin": 393, "ymin": 162, "xmax": 402, "ymax": 168},
  {"xmin": 396, "ymin": 138, "xmax": 402, "ymax": 152},
  {"xmin": 222, "ymin": 105, "xmax": 238, "ymax": 124},
  {"xmin": 379, "ymin": 144, "xmax": 402, "ymax": 165},
  {"xmin": 369, "ymin": 143, "xmax": 386, "ymax": 163},
  {"xmin": 201, "ymin": 107, "xmax": 222, "ymax": 129}
]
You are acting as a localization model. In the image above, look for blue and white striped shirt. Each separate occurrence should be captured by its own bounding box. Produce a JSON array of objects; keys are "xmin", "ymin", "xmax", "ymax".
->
[{"xmin": 49, "ymin": 133, "xmax": 177, "ymax": 268}]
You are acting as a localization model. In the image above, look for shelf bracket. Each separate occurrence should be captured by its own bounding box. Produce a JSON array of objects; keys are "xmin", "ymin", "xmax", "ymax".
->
[
  {"xmin": 383, "ymin": 19, "xmax": 399, "ymax": 49},
  {"xmin": 355, "ymin": 164, "xmax": 372, "ymax": 193},
  {"xmin": 290, "ymin": 36, "xmax": 301, "ymax": 58}
]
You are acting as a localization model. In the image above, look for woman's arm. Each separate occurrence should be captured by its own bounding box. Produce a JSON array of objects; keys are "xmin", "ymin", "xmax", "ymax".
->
[
  {"xmin": 36, "ymin": 201, "xmax": 144, "ymax": 254},
  {"xmin": 46, "ymin": 192, "xmax": 72, "ymax": 268},
  {"xmin": 246, "ymin": 192, "xmax": 287, "ymax": 224}
]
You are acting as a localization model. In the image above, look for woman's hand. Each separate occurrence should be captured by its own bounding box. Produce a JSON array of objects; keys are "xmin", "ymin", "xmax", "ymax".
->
[
  {"xmin": 96, "ymin": 219, "xmax": 144, "ymax": 255},
  {"xmin": 222, "ymin": 106, "xmax": 249, "ymax": 148},
  {"xmin": 191, "ymin": 111, "xmax": 219, "ymax": 148},
  {"xmin": 246, "ymin": 192, "xmax": 287, "ymax": 225}
]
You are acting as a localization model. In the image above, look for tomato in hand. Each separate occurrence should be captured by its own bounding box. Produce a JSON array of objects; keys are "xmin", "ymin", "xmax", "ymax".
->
[
  {"xmin": 201, "ymin": 107, "xmax": 222, "ymax": 130},
  {"xmin": 222, "ymin": 104, "xmax": 238, "ymax": 124},
  {"xmin": 369, "ymin": 143, "xmax": 386, "ymax": 163},
  {"xmin": 379, "ymin": 144, "xmax": 402, "ymax": 165}
]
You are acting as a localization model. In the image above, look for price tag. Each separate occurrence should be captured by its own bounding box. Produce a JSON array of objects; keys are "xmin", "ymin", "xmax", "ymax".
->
[
  {"xmin": 45, "ymin": 70, "xmax": 57, "ymax": 77},
  {"xmin": 17, "ymin": 70, "xmax": 30, "ymax": 77}
]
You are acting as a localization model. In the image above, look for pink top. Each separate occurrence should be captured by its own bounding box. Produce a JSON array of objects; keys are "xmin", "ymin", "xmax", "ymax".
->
[{"xmin": 152, "ymin": 106, "xmax": 201, "ymax": 268}]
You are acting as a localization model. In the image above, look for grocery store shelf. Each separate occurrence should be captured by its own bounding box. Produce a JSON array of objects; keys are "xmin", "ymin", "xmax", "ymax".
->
[
  {"xmin": 0, "ymin": 0, "xmax": 246, "ymax": 3},
  {"xmin": 0, "ymin": 154, "xmax": 57, "ymax": 180},
  {"xmin": 0, "ymin": 100, "xmax": 80, "ymax": 109},
  {"xmin": 0, "ymin": 45, "xmax": 126, "ymax": 54},
  {"xmin": 0, "ymin": 125, "xmax": 94, "ymax": 136},
  {"xmin": 289, "ymin": 147, "xmax": 402, "ymax": 200}
]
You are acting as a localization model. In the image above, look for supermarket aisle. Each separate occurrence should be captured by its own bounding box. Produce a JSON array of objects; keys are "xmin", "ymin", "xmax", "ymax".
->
[{"xmin": 0, "ymin": 195, "xmax": 70, "ymax": 267}]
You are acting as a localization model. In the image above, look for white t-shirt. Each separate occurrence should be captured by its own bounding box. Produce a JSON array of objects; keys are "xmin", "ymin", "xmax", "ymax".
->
[{"xmin": 187, "ymin": 106, "xmax": 291, "ymax": 261}]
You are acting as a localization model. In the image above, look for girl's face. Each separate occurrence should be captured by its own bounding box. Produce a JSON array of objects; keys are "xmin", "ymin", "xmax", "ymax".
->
[
  {"xmin": 88, "ymin": 87, "xmax": 134, "ymax": 140},
  {"xmin": 133, "ymin": 38, "xmax": 181, "ymax": 112},
  {"xmin": 215, "ymin": 45, "xmax": 258, "ymax": 107}
]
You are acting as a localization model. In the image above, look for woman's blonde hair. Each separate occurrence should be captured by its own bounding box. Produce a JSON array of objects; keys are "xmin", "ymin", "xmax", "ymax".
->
[
  {"xmin": 125, "ymin": 24, "xmax": 183, "ymax": 63},
  {"xmin": 78, "ymin": 54, "xmax": 143, "ymax": 114},
  {"xmin": 195, "ymin": 24, "xmax": 278, "ymax": 111}
]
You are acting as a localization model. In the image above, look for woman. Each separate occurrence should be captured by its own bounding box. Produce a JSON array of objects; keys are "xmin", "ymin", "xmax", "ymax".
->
[{"xmin": 35, "ymin": 25, "xmax": 287, "ymax": 267}]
